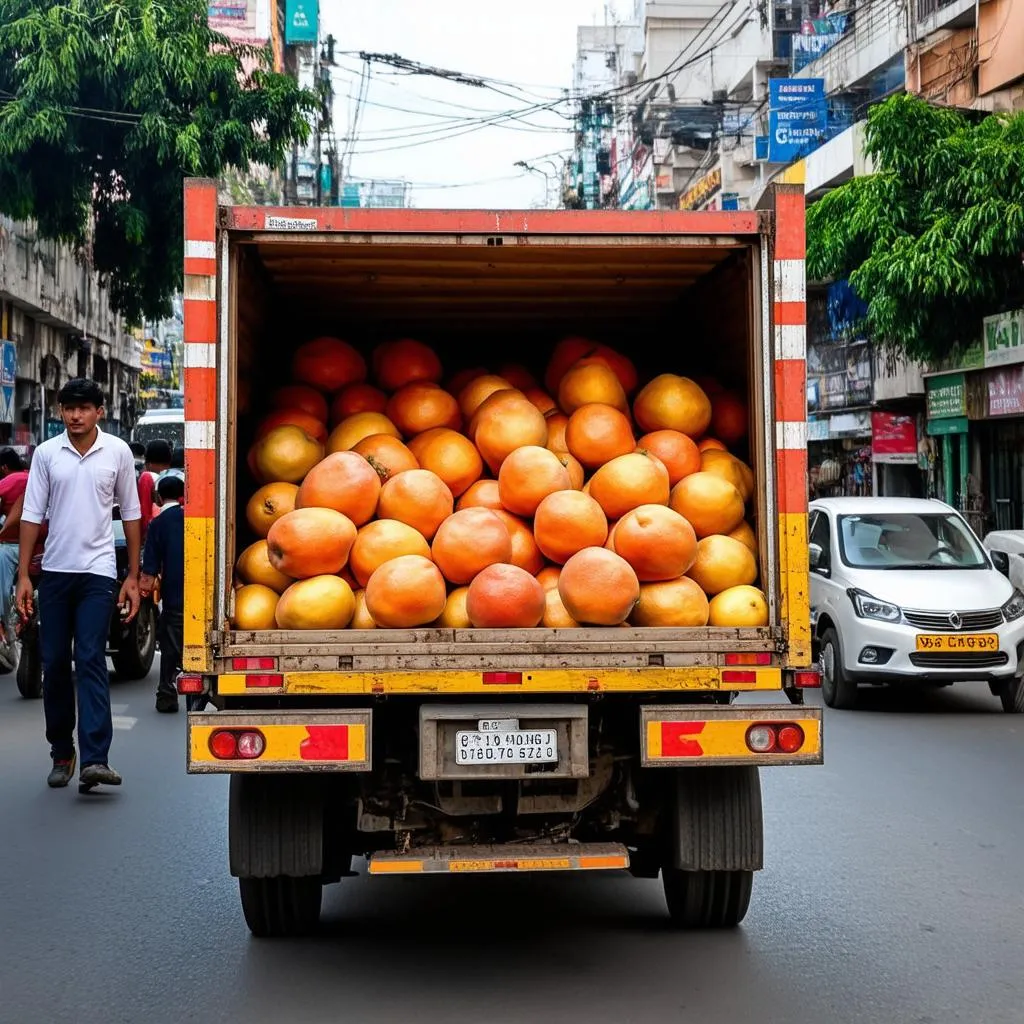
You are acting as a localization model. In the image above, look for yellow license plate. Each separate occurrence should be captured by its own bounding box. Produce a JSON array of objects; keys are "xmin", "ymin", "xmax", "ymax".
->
[{"xmin": 915, "ymin": 633, "xmax": 999, "ymax": 652}]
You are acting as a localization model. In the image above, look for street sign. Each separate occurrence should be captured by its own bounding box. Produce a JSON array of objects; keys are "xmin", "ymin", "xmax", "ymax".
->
[
  {"xmin": 925, "ymin": 372, "xmax": 966, "ymax": 419},
  {"xmin": 768, "ymin": 79, "xmax": 827, "ymax": 163},
  {"xmin": 983, "ymin": 309, "xmax": 1024, "ymax": 368},
  {"xmin": 284, "ymin": 0, "xmax": 317, "ymax": 44},
  {"xmin": 0, "ymin": 340, "xmax": 15, "ymax": 387},
  {"xmin": 0, "ymin": 386, "xmax": 14, "ymax": 424}
]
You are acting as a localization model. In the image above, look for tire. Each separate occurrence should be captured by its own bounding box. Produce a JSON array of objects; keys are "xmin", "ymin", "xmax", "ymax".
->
[
  {"xmin": 663, "ymin": 868, "xmax": 753, "ymax": 928},
  {"xmin": 998, "ymin": 677, "xmax": 1024, "ymax": 713},
  {"xmin": 820, "ymin": 626, "xmax": 858, "ymax": 709},
  {"xmin": 16, "ymin": 623, "xmax": 42, "ymax": 699},
  {"xmin": 112, "ymin": 600, "xmax": 157, "ymax": 680},
  {"xmin": 238, "ymin": 876, "xmax": 323, "ymax": 938}
]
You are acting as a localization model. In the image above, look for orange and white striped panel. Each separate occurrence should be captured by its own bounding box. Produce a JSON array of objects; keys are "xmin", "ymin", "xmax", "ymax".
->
[
  {"xmin": 770, "ymin": 185, "xmax": 811, "ymax": 667},
  {"xmin": 183, "ymin": 178, "xmax": 219, "ymax": 672}
]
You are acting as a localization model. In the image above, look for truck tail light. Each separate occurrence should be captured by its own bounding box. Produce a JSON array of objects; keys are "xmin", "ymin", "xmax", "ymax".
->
[
  {"xmin": 177, "ymin": 673, "xmax": 205, "ymax": 695},
  {"xmin": 483, "ymin": 672, "xmax": 522, "ymax": 685},
  {"xmin": 793, "ymin": 670, "xmax": 821, "ymax": 688},
  {"xmin": 209, "ymin": 729, "xmax": 238, "ymax": 759},
  {"xmin": 724, "ymin": 653, "xmax": 772, "ymax": 666},
  {"xmin": 232, "ymin": 657, "xmax": 276, "ymax": 670},
  {"xmin": 721, "ymin": 670, "xmax": 756, "ymax": 684},
  {"xmin": 245, "ymin": 674, "xmax": 283, "ymax": 689},
  {"xmin": 208, "ymin": 729, "xmax": 266, "ymax": 760},
  {"xmin": 745, "ymin": 722, "xmax": 805, "ymax": 754}
]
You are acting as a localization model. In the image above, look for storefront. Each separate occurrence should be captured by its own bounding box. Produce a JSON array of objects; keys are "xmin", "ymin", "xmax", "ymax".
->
[
  {"xmin": 871, "ymin": 410, "xmax": 924, "ymax": 496},
  {"xmin": 808, "ymin": 411, "xmax": 873, "ymax": 498}
]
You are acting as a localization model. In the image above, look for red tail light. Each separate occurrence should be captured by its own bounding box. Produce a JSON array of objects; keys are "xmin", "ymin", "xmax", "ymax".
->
[
  {"xmin": 483, "ymin": 672, "xmax": 522, "ymax": 685},
  {"xmin": 724, "ymin": 653, "xmax": 772, "ymax": 666},
  {"xmin": 245, "ymin": 674, "xmax": 283, "ymax": 689},
  {"xmin": 721, "ymin": 670, "xmax": 756, "ymax": 684},
  {"xmin": 209, "ymin": 730, "xmax": 238, "ymax": 759},
  {"xmin": 177, "ymin": 673, "xmax": 204, "ymax": 695},
  {"xmin": 745, "ymin": 722, "xmax": 806, "ymax": 754},
  {"xmin": 776, "ymin": 724, "xmax": 805, "ymax": 753},
  {"xmin": 208, "ymin": 729, "xmax": 266, "ymax": 760},
  {"xmin": 793, "ymin": 670, "xmax": 821, "ymax": 688},
  {"xmin": 232, "ymin": 657, "xmax": 276, "ymax": 670}
]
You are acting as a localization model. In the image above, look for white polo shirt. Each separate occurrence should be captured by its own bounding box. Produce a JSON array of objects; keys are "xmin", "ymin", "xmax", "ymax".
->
[{"xmin": 22, "ymin": 428, "xmax": 143, "ymax": 579}]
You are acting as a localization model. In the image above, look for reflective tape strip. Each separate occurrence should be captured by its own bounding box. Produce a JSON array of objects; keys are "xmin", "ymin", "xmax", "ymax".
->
[
  {"xmin": 183, "ymin": 274, "xmax": 216, "ymax": 301},
  {"xmin": 189, "ymin": 723, "xmax": 369, "ymax": 767},
  {"xmin": 776, "ymin": 448, "xmax": 808, "ymax": 515},
  {"xmin": 776, "ymin": 421, "xmax": 807, "ymax": 451},
  {"xmin": 184, "ymin": 368, "xmax": 217, "ymax": 422},
  {"xmin": 184, "ymin": 240, "xmax": 216, "ymax": 259},
  {"xmin": 774, "ymin": 259, "xmax": 805, "ymax": 303},
  {"xmin": 183, "ymin": 298, "xmax": 216, "ymax": 344},
  {"xmin": 185, "ymin": 449, "xmax": 215, "ymax": 518},
  {"xmin": 184, "ymin": 342, "xmax": 216, "ymax": 369},
  {"xmin": 774, "ymin": 323, "xmax": 805, "ymax": 361},
  {"xmin": 772, "ymin": 189, "xmax": 805, "ymax": 260},
  {"xmin": 643, "ymin": 715, "xmax": 821, "ymax": 763},
  {"xmin": 774, "ymin": 359, "xmax": 806, "ymax": 423},
  {"xmin": 779, "ymin": 511, "xmax": 811, "ymax": 664},
  {"xmin": 184, "ymin": 420, "xmax": 215, "ymax": 450}
]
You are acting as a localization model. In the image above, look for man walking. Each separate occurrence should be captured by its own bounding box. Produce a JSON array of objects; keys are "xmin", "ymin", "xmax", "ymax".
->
[{"xmin": 16, "ymin": 379, "xmax": 142, "ymax": 793}]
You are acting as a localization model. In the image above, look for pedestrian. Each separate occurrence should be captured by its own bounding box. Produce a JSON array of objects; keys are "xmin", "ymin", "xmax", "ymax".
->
[
  {"xmin": 129, "ymin": 441, "xmax": 146, "ymax": 477},
  {"xmin": 0, "ymin": 447, "xmax": 28, "ymax": 632},
  {"xmin": 137, "ymin": 438, "xmax": 172, "ymax": 537},
  {"xmin": 16, "ymin": 378, "xmax": 142, "ymax": 793},
  {"xmin": 139, "ymin": 474, "xmax": 184, "ymax": 713}
]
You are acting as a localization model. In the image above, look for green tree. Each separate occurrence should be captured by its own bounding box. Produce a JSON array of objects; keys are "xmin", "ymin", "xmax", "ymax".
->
[
  {"xmin": 806, "ymin": 94, "xmax": 1024, "ymax": 362},
  {"xmin": 0, "ymin": 0, "xmax": 317, "ymax": 323}
]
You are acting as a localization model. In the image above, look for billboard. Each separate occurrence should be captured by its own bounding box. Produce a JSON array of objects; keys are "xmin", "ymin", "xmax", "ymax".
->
[
  {"xmin": 208, "ymin": 0, "xmax": 270, "ymax": 45},
  {"xmin": 768, "ymin": 78, "xmax": 827, "ymax": 163},
  {"xmin": 284, "ymin": 0, "xmax": 318, "ymax": 44}
]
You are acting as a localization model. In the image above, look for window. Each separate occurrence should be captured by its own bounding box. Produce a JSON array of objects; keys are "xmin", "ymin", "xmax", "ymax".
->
[
  {"xmin": 809, "ymin": 510, "xmax": 831, "ymax": 572},
  {"xmin": 837, "ymin": 513, "xmax": 987, "ymax": 569}
]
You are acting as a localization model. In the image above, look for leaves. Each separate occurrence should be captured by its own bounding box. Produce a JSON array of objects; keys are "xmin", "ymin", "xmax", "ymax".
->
[
  {"xmin": 805, "ymin": 95, "xmax": 1024, "ymax": 362},
  {"xmin": 0, "ymin": 0, "xmax": 317, "ymax": 323}
]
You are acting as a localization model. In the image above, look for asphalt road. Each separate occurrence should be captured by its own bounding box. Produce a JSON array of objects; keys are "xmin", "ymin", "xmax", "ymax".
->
[{"xmin": 1, "ymin": 671, "xmax": 1022, "ymax": 1024}]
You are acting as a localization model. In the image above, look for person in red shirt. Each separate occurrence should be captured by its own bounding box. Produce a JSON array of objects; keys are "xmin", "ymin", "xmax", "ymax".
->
[
  {"xmin": 137, "ymin": 439, "xmax": 172, "ymax": 536},
  {"xmin": 0, "ymin": 447, "xmax": 28, "ymax": 630}
]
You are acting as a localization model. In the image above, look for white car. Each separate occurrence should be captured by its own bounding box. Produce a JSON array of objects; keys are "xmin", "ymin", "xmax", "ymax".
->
[{"xmin": 808, "ymin": 497, "xmax": 1024, "ymax": 712}]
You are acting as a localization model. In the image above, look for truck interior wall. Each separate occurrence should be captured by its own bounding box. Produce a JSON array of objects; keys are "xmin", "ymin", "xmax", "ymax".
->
[{"xmin": 226, "ymin": 237, "xmax": 767, "ymax": 627}]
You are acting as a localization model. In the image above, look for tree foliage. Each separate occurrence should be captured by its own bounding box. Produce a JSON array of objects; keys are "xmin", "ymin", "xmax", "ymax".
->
[
  {"xmin": 0, "ymin": 0, "xmax": 317, "ymax": 323},
  {"xmin": 806, "ymin": 94, "xmax": 1024, "ymax": 362}
]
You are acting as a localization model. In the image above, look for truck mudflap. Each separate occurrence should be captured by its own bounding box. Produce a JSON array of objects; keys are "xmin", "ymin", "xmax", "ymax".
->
[
  {"xmin": 187, "ymin": 711, "xmax": 372, "ymax": 772},
  {"xmin": 368, "ymin": 843, "xmax": 630, "ymax": 875},
  {"xmin": 641, "ymin": 704, "xmax": 822, "ymax": 767}
]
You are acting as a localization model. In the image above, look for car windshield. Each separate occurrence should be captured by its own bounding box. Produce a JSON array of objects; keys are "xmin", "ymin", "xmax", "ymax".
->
[
  {"xmin": 837, "ymin": 512, "xmax": 988, "ymax": 569},
  {"xmin": 133, "ymin": 420, "xmax": 184, "ymax": 449}
]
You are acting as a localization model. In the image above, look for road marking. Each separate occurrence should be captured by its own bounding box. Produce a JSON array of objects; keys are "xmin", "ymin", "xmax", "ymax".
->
[{"xmin": 112, "ymin": 715, "xmax": 137, "ymax": 730}]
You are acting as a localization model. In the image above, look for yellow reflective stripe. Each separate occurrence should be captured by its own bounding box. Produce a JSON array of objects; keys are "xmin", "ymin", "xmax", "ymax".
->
[
  {"xmin": 368, "ymin": 860, "xmax": 424, "ymax": 875},
  {"xmin": 646, "ymin": 720, "xmax": 663, "ymax": 759},
  {"xmin": 779, "ymin": 511, "xmax": 811, "ymax": 666},
  {"xmin": 184, "ymin": 516, "xmax": 214, "ymax": 671}
]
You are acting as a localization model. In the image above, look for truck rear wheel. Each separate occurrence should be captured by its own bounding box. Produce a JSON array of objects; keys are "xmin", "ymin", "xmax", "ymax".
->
[
  {"xmin": 238, "ymin": 876, "xmax": 322, "ymax": 937},
  {"xmin": 663, "ymin": 868, "xmax": 753, "ymax": 928}
]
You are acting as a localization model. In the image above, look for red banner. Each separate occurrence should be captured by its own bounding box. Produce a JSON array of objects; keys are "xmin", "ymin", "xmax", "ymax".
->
[{"xmin": 871, "ymin": 411, "xmax": 917, "ymax": 464}]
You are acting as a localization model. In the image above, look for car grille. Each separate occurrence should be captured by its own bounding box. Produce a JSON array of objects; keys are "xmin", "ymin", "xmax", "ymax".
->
[
  {"xmin": 903, "ymin": 609, "xmax": 1003, "ymax": 631},
  {"xmin": 909, "ymin": 652, "xmax": 1009, "ymax": 669}
]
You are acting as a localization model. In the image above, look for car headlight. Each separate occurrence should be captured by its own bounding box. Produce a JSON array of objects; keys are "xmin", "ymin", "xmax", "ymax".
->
[
  {"xmin": 847, "ymin": 589, "xmax": 902, "ymax": 623},
  {"xmin": 1002, "ymin": 589, "xmax": 1024, "ymax": 622}
]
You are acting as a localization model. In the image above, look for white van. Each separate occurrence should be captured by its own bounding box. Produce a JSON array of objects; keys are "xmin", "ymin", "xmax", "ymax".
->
[{"xmin": 132, "ymin": 408, "xmax": 184, "ymax": 451}]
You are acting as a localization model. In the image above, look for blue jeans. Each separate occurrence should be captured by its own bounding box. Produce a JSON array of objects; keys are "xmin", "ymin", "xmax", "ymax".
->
[
  {"xmin": 0, "ymin": 543, "xmax": 17, "ymax": 624},
  {"xmin": 39, "ymin": 571, "xmax": 117, "ymax": 767}
]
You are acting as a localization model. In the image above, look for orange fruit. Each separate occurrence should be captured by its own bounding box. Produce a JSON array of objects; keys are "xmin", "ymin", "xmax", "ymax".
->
[
  {"xmin": 565, "ymin": 404, "xmax": 635, "ymax": 470},
  {"xmin": 708, "ymin": 585, "xmax": 768, "ymax": 627},
  {"xmin": 330, "ymin": 382, "xmax": 388, "ymax": 424},
  {"xmin": 498, "ymin": 446, "xmax": 572, "ymax": 516},
  {"xmin": 524, "ymin": 388, "xmax": 558, "ymax": 416},
  {"xmin": 545, "ymin": 413, "xmax": 569, "ymax": 452},
  {"xmin": 558, "ymin": 548, "xmax": 640, "ymax": 625},
  {"xmin": 431, "ymin": 508, "xmax": 513, "ymax": 584},
  {"xmin": 542, "ymin": 587, "xmax": 579, "ymax": 627},
  {"xmin": 339, "ymin": 565, "xmax": 357, "ymax": 590},
  {"xmin": 349, "ymin": 519, "xmax": 431, "ymax": 588},
  {"xmin": 630, "ymin": 577, "xmax": 709, "ymax": 627},
  {"xmin": 435, "ymin": 586, "xmax": 471, "ymax": 628},
  {"xmin": 558, "ymin": 359, "xmax": 628, "ymax": 414},
  {"xmin": 407, "ymin": 426, "xmax": 450, "ymax": 461},
  {"xmin": 448, "ymin": 366, "xmax": 488, "ymax": 395},
  {"xmin": 694, "ymin": 375, "xmax": 724, "ymax": 396},
  {"xmin": 533, "ymin": 490, "xmax": 608, "ymax": 564},
  {"xmin": 245, "ymin": 482, "xmax": 299, "ymax": 538},
  {"xmin": 475, "ymin": 396, "xmax": 548, "ymax": 474},
  {"xmin": 611, "ymin": 504, "xmax": 698, "ymax": 581},
  {"xmin": 236, "ymin": 540, "xmax": 292, "ymax": 593},
  {"xmin": 669, "ymin": 472, "xmax": 745, "ymax": 538},
  {"xmin": 499, "ymin": 364, "xmax": 538, "ymax": 390},
  {"xmin": 270, "ymin": 385, "xmax": 329, "ymax": 423},
  {"xmin": 351, "ymin": 589, "xmax": 376, "ymax": 629},
  {"xmin": 458, "ymin": 374, "xmax": 514, "ymax": 419},
  {"xmin": 698, "ymin": 437, "xmax": 728, "ymax": 452},
  {"xmin": 687, "ymin": 535, "xmax": 758, "ymax": 595},
  {"xmin": 552, "ymin": 450, "xmax": 585, "ymax": 489},
  {"xmin": 417, "ymin": 429, "xmax": 484, "ymax": 497},
  {"xmin": 295, "ymin": 451, "xmax": 381, "ymax": 526},
  {"xmin": 728, "ymin": 520, "xmax": 758, "ymax": 556},
  {"xmin": 254, "ymin": 425, "xmax": 323, "ymax": 484},
  {"xmin": 536, "ymin": 566, "xmax": 561, "ymax": 591},
  {"xmin": 590, "ymin": 346, "xmax": 638, "ymax": 394},
  {"xmin": 255, "ymin": 409, "xmax": 328, "ymax": 445},
  {"xmin": 364, "ymin": 554, "xmax": 447, "ymax": 628},
  {"xmin": 701, "ymin": 450, "xmax": 754, "ymax": 502},
  {"xmin": 386, "ymin": 381, "xmax": 461, "ymax": 436},
  {"xmin": 637, "ymin": 430, "xmax": 701, "ymax": 486},
  {"xmin": 456, "ymin": 479, "xmax": 503, "ymax": 511},
  {"xmin": 588, "ymin": 451, "xmax": 671, "ymax": 520},
  {"xmin": 466, "ymin": 388, "xmax": 526, "ymax": 438},
  {"xmin": 233, "ymin": 584, "xmax": 280, "ymax": 630},
  {"xmin": 291, "ymin": 337, "xmax": 367, "ymax": 393},
  {"xmin": 633, "ymin": 374, "xmax": 712, "ymax": 437},
  {"xmin": 266, "ymin": 507, "xmax": 357, "ymax": 579},
  {"xmin": 276, "ymin": 575, "xmax": 356, "ymax": 629},
  {"xmin": 711, "ymin": 390, "xmax": 748, "ymax": 446},
  {"xmin": 466, "ymin": 564, "xmax": 546, "ymax": 628},
  {"xmin": 328, "ymin": 412, "xmax": 401, "ymax": 453},
  {"xmin": 377, "ymin": 469, "xmax": 454, "ymax": 541},
  {"xmin": 373, "ymin": 339, "xmax": 443, "ymax": 392},
  {"xmin": 353, "ymin": 434, "xmax": 419, "ymax": 482},
  {"xmin": 544, "ymin": 336, "xmax": 595, "ymax": 394},
  {"xmin": 493, "ymin": 511, "xmax": 545, "ymax": 575}
]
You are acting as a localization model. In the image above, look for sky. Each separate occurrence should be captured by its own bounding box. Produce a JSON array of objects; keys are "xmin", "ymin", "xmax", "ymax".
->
[{"xmin": 320, "ymin": 0, "xmax": 631, "ymax": 209}]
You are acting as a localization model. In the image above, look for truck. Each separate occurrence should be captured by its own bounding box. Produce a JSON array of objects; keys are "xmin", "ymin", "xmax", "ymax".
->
[{"xmin": 178, "ymin": 178, "xmax": 822, "ymax": 937}]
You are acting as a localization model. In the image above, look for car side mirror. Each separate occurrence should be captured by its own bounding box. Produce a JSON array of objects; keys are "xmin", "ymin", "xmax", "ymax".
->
[
  {"xmin": 990, "ymin": 550, "xmax": 1010, "ymax": 576},
  {"xmin": 809, "ymin": 542, "xmax": 828, "ymax": 575}
]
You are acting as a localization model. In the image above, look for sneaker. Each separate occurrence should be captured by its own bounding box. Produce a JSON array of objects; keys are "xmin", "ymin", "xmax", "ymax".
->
[
  {"xmin": 79, "ymin": 764, "xmax": 122, "ymax": 792},
  {"xmin": 155, "ymin": 695, "xmax": 179, "ymax": 714},
  {"xmin": 47, "ymin": 753, "xmax": 77, "ymax": 789}
]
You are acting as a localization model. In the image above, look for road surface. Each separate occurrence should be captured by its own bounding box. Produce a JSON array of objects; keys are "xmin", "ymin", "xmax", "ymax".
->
[{"xmin": 1, "ymin": 672, "xmax": 1021, "ymax": 1024}]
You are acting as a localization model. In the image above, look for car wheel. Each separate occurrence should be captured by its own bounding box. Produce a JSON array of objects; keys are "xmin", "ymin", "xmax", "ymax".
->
[
  {"xmin": 112, "ymin": 600, "xmax": 157, "ymax": 680},
  {"xmin": 998, "ymin": 676, "xmax": 1024, "ymax": 714},
  {"xmin": 820, "ymin": 626, "xmax": 858, "ymax": 709}
]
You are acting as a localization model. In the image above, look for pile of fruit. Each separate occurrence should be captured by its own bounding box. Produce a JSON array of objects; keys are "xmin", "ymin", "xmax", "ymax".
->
[{"xmin": 232, "ymin": 336, "xmax": 768, "ymax": 631}]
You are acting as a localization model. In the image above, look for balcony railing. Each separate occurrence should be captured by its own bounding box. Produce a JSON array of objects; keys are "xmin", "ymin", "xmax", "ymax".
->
[{"xmin": 916, "ymin": 0, "xmax": 959, "ymax": 21}]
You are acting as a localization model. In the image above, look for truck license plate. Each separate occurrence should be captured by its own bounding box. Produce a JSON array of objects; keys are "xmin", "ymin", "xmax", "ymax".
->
[
  {"xmin": 915, "ymin": 633, "xmax": 999, "ymax": 652},
  {"xmin": 456, "ymin": 729, "xmax": 558, "ymax": 765}
]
